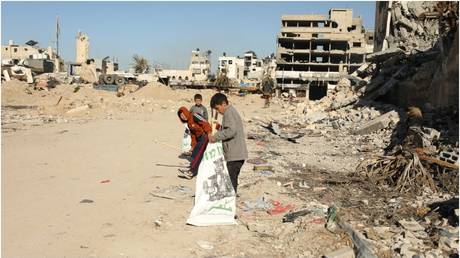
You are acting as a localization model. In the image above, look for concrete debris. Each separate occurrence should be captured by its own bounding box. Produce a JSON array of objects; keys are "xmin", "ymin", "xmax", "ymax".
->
[
  {"xmin": 354, "ymin": 111, "xmax": 400, "ymax": 135},
  {"xmin": 3, "ymin": 70, "xmax": 11, "ymax": 81},
  {"xmin": 366, "ymin": 48, "xmax": 404, "ymax": 63},
  {"xmin": 398, "ymin": 219, "xmax": 425, "ymax": 232},
  {"xmin": 323, "ymin": 247, "xmax": 355, "ymax": 258}
]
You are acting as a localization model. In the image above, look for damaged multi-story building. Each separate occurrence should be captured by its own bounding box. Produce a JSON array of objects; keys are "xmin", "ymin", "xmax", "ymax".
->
[{"xmin": 275, "ymin": 8, "xmax": 374, "ymax": 100}]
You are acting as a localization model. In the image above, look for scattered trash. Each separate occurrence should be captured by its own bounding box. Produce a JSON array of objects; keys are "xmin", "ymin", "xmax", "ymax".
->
[
  {"xmin": 154, "ymin": 219, "xmax": 163, "ymax": 227},
  {"xmin": 80, "ymin": 199, "xmax": 94, "ymax": 204},
  {"xmin": 149, "ymin": 192, "xmax": 176, "ymax": 200},
  {"xmin": 267, "ymin": 200, "xmax": 294, "ymax": 215},
  {"xmin": 282, "ymin": 181, "xmax": 294, "ymax": 189},
  {"xmin": 282, "ymin": 209, "xmax": 312, "ymax": 223},
  {"xmin": 253, "ymin": 165, "xmax": 273, "ymax": 172},
  {"xmin": 100, "ymin": 179, "xmax": 110, "ymax": 184},
  {"xmin": 243, "ymin": 196, "xmax": 270, "ymax": 212},
  {"xmin": 398, "ymin": 219, "xmax": 425, "ymax": 232},
  {"xmin": 247, "ymin": 158, "xmax": 267, "ymax": 165},
  {"xmin": 259, "ymin": 170, "xmax": 274, "ymax": 176},
  {"xmin": 176, "ymin": 185, "xmax": 193, "ymax": 194},
  {"xmin": 298, "ymin": 181, "xmax": 310, "ymax": 189}
]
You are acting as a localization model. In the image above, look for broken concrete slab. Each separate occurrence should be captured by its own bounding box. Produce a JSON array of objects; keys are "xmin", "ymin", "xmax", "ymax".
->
[
  {"xmin": 305, "ymin": 111, "xmax": 328, "ymax": 123},
  {"xmin": 3, "ymin": 70, "xmax": 11, "ymax": 81},
  {"xmin": 354, "ymin": 111, "xmax": 400, "ymax": 135},
  {"xmin": 366, "ymin": 48, "xmax": 405, "ymax": 63},
  {"xmin": 323, "ymin": 247, "xmax": 355, "ymax": 258},
  {"xmin": 330, "ymin": 96, "xmax": 359, "ymax": 110},
  {"xmin": 398, "ymin": 219, "xmax": 425, "ymax": 232},
  {"xmin": 396, "ymin": 16, "xmax": 414, "ymax": 31}
]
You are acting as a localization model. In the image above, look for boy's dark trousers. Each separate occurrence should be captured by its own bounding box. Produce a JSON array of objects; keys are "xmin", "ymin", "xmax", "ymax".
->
[
  {"xmin": 190, "ymin": 135, "xmax": 208, "ymax": 176},
  {"xmin": 226, "ymin": 160, "xmax": 245, "ymax": 193}
]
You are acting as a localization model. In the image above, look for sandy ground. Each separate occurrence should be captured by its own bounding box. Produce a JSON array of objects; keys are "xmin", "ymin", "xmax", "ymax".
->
[{"xmin": 2, "ymin": 80, "xmax": 356, "ymax": 257}]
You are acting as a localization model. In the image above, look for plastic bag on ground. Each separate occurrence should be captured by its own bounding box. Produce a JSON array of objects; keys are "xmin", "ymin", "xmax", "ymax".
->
[{"xmin": 181, "ymin": 124, "xmax": 192, "ymax": 153}]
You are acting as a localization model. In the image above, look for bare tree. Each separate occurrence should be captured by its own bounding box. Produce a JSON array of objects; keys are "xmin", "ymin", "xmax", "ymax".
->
[{"xmin": 132, "ymin": 54, "xmax": 150, "ymax": 73}]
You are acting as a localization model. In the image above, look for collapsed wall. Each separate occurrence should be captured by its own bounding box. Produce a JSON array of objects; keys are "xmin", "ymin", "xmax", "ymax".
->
[{"xmin": 372, "ymin": 1, "xmax": 458, "ymax": 109}]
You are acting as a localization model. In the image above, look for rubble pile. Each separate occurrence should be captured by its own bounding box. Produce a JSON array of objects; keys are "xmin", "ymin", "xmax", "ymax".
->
[
  {"xmin": 247, "ymin": 3, "xmax": 459, "ymax": 253},
  {"xmin": 386, "ymin": 1, "xmax": 445, "ymax": 51}
]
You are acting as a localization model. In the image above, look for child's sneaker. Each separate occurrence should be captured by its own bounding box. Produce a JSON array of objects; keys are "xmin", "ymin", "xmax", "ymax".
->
[{"xmin": 178, "ymin": 169, "xmax": 194, "ymax": 179}]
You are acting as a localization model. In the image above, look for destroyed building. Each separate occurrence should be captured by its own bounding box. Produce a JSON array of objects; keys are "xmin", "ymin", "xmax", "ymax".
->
[
  {"xmin": 1, "ymin": 39, "xmax": 65, "ymax": 84},
  {"xmin": 2, "ymin": 40, "xmax": 43, "ymax": 60},
  {"xmin": 218, "ymin": 51, "xmax": 276, "ymax": 88},
  {"xmin": 275, "ymin": 8, "xmax": 374, "ymax": 100},
  {"xmin": 368, "ymin": 1, "xmax": 459, "ymax": 109}
]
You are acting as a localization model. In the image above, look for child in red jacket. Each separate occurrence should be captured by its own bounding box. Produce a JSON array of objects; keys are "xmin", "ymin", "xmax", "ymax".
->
[{"xmin": 177, "ymin": 106, "xmax": 212, "ymax": 179}]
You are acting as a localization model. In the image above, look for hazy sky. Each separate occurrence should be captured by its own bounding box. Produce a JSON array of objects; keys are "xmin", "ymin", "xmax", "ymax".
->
[{"xmin": 2, "ymin": 1, "xmax": 376, "ymax": 71}]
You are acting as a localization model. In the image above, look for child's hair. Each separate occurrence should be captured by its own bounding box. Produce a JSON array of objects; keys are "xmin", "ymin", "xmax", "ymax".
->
[
  {"xmin": 194, "ymin": 94, "xmax": 203, "ymax": 100},
  {"xmin": 210, "ymin": 93, "xmax": 228, "ymax": 108}
]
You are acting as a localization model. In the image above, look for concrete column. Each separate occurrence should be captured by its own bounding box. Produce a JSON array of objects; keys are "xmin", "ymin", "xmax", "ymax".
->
[
  {"xmin": 275, "ymin": 88, "xmax": 281, "ymax": 98},
  {"xmin": 289, "ymin": 88, "xmax": 296, "ymax": 97}
]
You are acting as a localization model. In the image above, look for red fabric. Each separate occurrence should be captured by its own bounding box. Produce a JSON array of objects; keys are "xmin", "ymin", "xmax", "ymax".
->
[
  {"xmin": 267, "ymin": 200, "xmax": 294, "ymax": 215},
  {"xmin": 178, "ymin": 106, "xmax": 211, "ymax": 149}
]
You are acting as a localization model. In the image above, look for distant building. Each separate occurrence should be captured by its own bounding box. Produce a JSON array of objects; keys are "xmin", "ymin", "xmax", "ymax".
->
[
  {"xmin": 189, "ymin": 49, "xmax": 211, "ymax": 81},
  {"xmin": 2, "ymin": 40, "xmax": 44, "ymax": 60},
  {"xmin": 275, "ymin": 8, "xmax": 374, "ymax": 99},
  {"xmin": 218, "ymin": 51, "xmax": 276, "ymax": 87},
  {"xmin": 158, "ymin": 49, "xmax": 211, "ymax": 84},
  {"xmin": 1, "ymin": 40, "xmax": 64, "ymax": 73},
  {"xmin": 218, "ymin": 55, "xmax": 245, "ymax": 81}
]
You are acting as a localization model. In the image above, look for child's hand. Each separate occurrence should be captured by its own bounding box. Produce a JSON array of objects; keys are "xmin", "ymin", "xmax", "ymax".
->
[{"xmin": 208, "ymin": 135, "xmax": 217, "ymax": 143}]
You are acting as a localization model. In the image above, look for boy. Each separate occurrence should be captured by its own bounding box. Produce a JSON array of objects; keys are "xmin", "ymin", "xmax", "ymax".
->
[
  {"xmin": 190, "ymin": 94, "xmax": 209, "ymax": 121},
  {"xmin": 261, "ymin": 75, "xmax": 274, "ymax": 108},
  {"xmin": 177, "ymin": 106, "xmax": 212, "ymax": 179},
  {"xmin": 208, "ymin": 93, "xmax": 248, "ymax": 194}
]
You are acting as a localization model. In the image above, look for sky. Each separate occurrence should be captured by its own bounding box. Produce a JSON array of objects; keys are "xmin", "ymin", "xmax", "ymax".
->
[{"xmin": 2, "ymin": 1, "xmax": 376, "ymax": 71}]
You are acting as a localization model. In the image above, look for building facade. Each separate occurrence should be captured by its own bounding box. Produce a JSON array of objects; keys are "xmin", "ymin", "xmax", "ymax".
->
[
  {"xmin": 218, "ymin": 55, "xmax": 244, "ymax": 81},
  {"xmin": 2, "ymin": 40, "xmax": 42, "ymax": 60},
  {"xmin": 217, "ymin": 51, "xmax": 276, "ymax": 87},
  {"xmin": 276, "ymin": 8, "xmax": 373, "ymax": 99},
  {"xmin": 158, "ymin": 49, "xmax": 211, "ymax": 84}
]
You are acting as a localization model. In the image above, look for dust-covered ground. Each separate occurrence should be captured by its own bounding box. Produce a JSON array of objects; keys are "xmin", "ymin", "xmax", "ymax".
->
[{"xmin": 1, "ymin": 80, "xmax": 457, "ymax": 257}]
